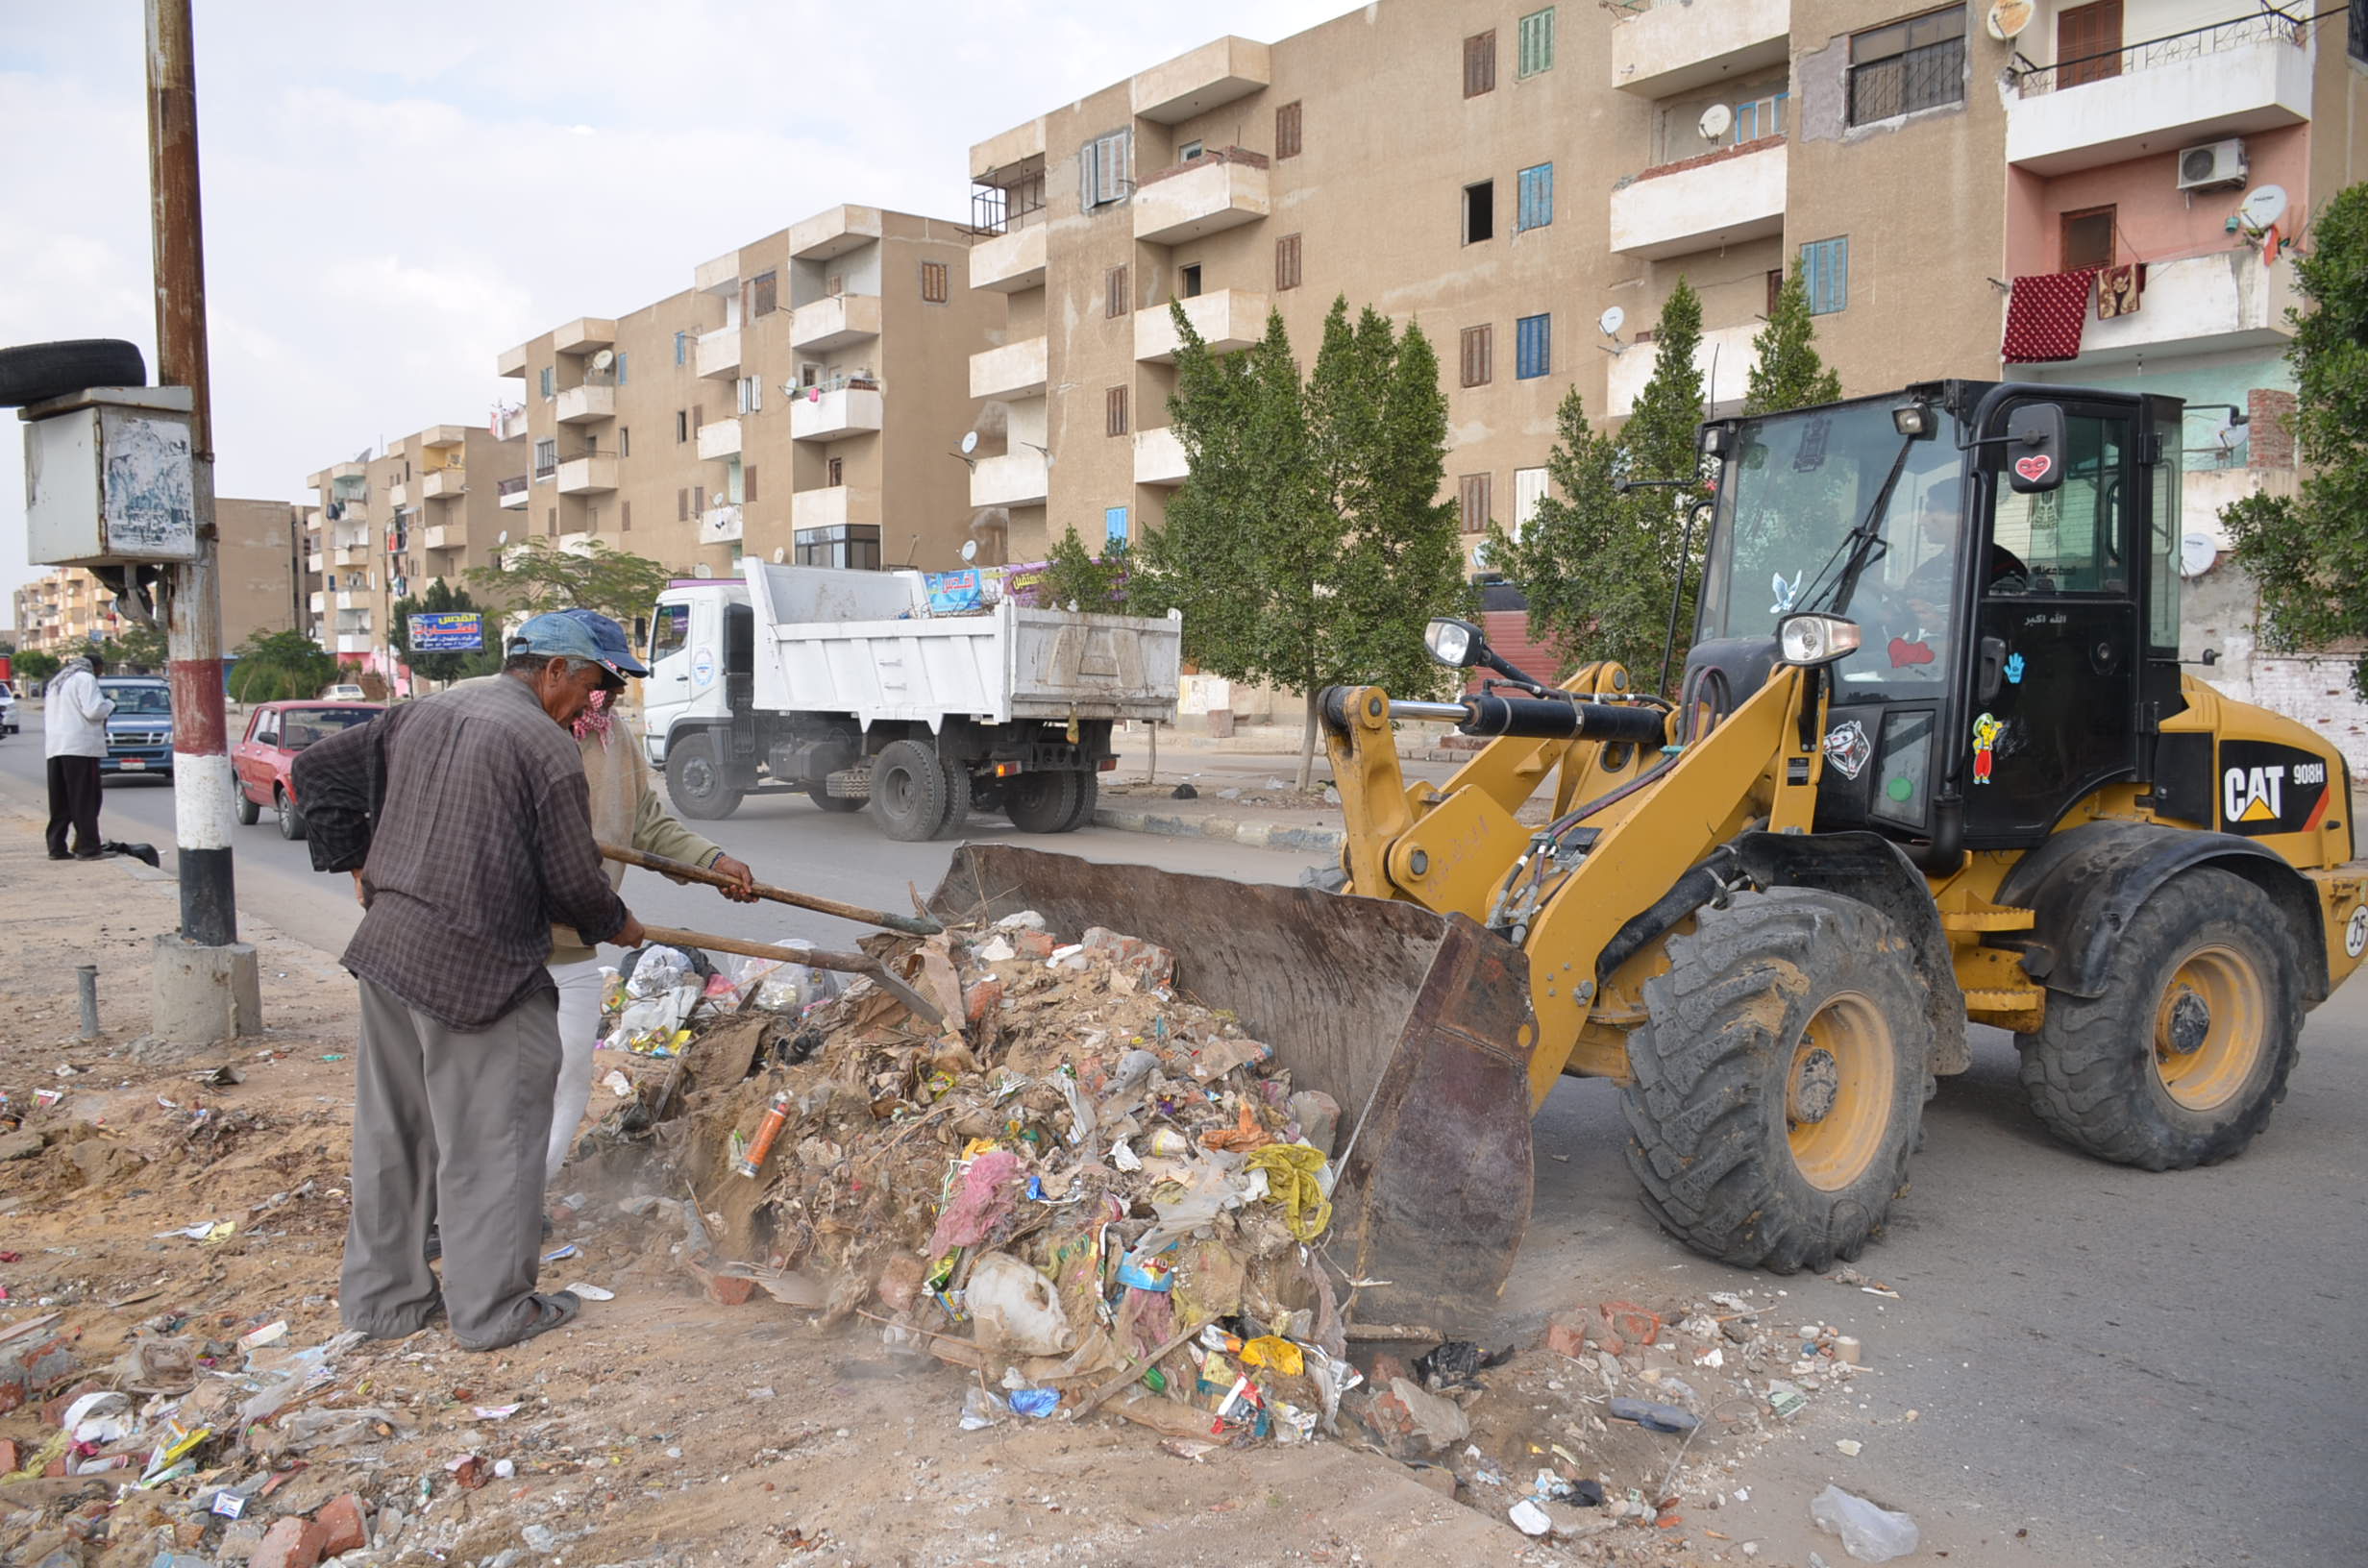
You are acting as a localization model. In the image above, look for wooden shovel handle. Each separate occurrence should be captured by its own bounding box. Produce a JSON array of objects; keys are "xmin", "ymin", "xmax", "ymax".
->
[{"xmin": 600, "ymin": 841, "xmax": 943, "ymax": 936}]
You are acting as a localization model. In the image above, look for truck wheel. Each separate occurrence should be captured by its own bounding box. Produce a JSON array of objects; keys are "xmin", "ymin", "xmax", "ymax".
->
[
  {"xmin": 870, "ymin": 739, "xmax": 949, "ymax": 842},
  {"xmin": 937, "ymin": 757, "xmax": 974, "ymax": 838},
  {"xmin": 1056, "ymin": 770, "xmax": 1099, "ymax": 832},
  {"xmin": 1003, "ymin": 771, "xmax": 1081, "ymax": 834},
  {"xmin": 1625, "ymin": 889, "xmax": 1934, "ymax": 1273},
  {"xmin": 666, "ymin": 733, "xmax": 744, "ymax": 821},
  {"xmin": 2019, "ymin": 867, "xmax": 2301, "ymax": 1170},
  {"xmin": 804, "ymin": 781, "xmax": 864, "ymax": 814},
  {"xmin": 235, "ymin": 789, "xmax": 259, "ymax": 827},
  {"xmin": 0, "ymin": 339, "xmax": 147, "ymax": 407}
]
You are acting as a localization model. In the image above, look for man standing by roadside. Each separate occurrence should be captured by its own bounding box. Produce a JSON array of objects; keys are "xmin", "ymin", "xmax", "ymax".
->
[
  {"xmin": 43, "ymin": 650, "xmax": 112, "ymax": 860},
  {"xmin": 295, "ymin": 613, "xmax": 648, "ymax": 1352}
]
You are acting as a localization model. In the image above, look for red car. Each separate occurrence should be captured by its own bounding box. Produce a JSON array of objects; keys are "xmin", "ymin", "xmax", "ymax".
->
[{"xmin": 233, "ymin": 699, "xmax": 382, "ymax": 840}]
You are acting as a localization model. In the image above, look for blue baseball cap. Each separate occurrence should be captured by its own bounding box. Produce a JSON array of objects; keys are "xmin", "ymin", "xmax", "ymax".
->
[{"xmin": 509, "ymin": 608, "xmax": 650, "ymax": 684}]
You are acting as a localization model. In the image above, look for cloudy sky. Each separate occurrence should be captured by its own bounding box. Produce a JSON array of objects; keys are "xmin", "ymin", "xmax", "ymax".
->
[{"xmin": 0, "ymin": 0, "xmax": 1359, "ymax": 617}]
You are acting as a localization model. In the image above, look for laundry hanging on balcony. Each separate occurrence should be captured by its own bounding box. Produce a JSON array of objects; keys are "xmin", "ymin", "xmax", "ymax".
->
[
  {"xmin": 2002, "ymin": 269, "xmax": 2097, "ymax": 363},
  {"xmin": 2096, "ymin": 263, "xmax": 2146, "ymax": 321}
]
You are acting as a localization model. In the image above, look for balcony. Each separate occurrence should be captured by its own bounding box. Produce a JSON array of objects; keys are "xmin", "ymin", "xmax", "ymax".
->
[
  {"xmin": 790, "ymin": 386, "xmax": 885, "ymax": 443},
  {"xmin": 555, "ymin": 453, "xmax": 619, "ymax": 495},
  {"xmin": 969, "ymin": 451, "xmax": 1048, "ymax": 510},
  {"xmin": 1609, "ymin": 323, "xmax": 1761, "ymax": 417},
  {"xmin": 496, "ymin": 343, "xmax": 529, "ymax": 379},
  {"xmin": 308, "ymin": 591, "xmax": 327, "ymax": 615},
  {"xmin": 334, "ymin": 590, "xmax": 369, "ymax": 611},
  {"xmin": 1132, "ymin": 36, "xmax": 1270, "ymax": 123},
  {"xmin": 2006, "ymin": 14, "xmax": 2312, "ymax": 177},
  {"xmin": 790, "ymin": 204, "xmax": 883, "ymax": 261},
  {"xmin": 971, "ymin": 116, "xmax": 1047, "ymax": 184},
  {"xmin": 2045, "ymin": 247, "xmax": 2299, "ymax": 369},
  {"xmin": 423, "ymin": 524, "xmax": 458, "ymax": 551},
  {"xmin": 493, "ymin": 405, "xmax": 530, "ymax": 441},
  {"xmin": 695, "ymin": 326, "xmax": 741, "ymax": 380},
  {"xmin": 697, "ymin": 416, "xmax": 743, "ymax": 461},
  {"xmin": 1609, "ymin": 138, "xmax": 1786, "ymax": 259},
  {"xmin": 303, "ymin": 510, "xmax": 323, "ymax": 533},
  {"xmin": 333, "ymin": 546, "xmax": 369, "ymax": 569},
  {"xmin": 971, "ymin": 337, "xmax": 1048, "ymax": 401},
  {"xmin": 555, "ymin": 383, "xmax": 615, "ymax": 424},
  {"xmin": 1133, "ymin": 152, "xmax": 1270, "ymax": 246},
  {"xmin": 551, "ymin": 318, "xmax": 616, "ymax": 355},
  {"xmin": 334, "ymin": 633, "xmax": 372, "ymax": 655},
  {"xmin": 420, "ymin": 468, "xmax": 466, "ymax": 502},
  {"xmin": 1134, "ymin": 426, "xmax": 1189, "ymax": 487},
  {"xmin": 792, "ymin": 485, "xmax": 882, "ymax": 534},
  {"xmin": 1612, "ymin": 0, "xmax": 1789, "ymax": 96},
  {"xmin": 699, "ymin": 502, "xmax": 744, "ymax": 545},
  {"xmin": 497, "ymin": 476, "xmax": 529, "ymax": 509},
  {"xmin": 970, "ymin": 224, "xmax": 1047, "ymax": 294},
  {"xmin": 694, "ymin": 248, "xmax": 740, "ymax": 296},
  {"xmin": 1135, "ymin": 289, "xmax": 1269, "ymax": 362},
  {"xmin": 790, "ymin": 294, "xmax": 882, "ymax": 354},
  {"xmin": 305, "ymin": 551, "xmax": 324, "ymax": 575}
]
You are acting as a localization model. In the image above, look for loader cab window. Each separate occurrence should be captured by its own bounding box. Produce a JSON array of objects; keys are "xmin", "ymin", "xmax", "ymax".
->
[{"xmin": 1987, "ymin": 418, "xmax": 2124, "ymax": 596}]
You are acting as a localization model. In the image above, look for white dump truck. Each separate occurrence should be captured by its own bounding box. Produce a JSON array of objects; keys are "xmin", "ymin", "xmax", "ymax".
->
[{"xmin": 639, "ymin": 563, "xmax": 1181, "ymax": 839}]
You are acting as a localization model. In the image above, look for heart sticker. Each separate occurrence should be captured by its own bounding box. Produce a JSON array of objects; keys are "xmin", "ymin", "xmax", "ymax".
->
[{"xmin": 2014, "ymin": 454, "xmax": 2052, "ymax": 482}]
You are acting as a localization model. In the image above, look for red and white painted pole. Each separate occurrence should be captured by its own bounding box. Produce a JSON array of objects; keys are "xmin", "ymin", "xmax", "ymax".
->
[{"xmin": 146, "ymin": 0, "xmax": 237, "ymax": 947}]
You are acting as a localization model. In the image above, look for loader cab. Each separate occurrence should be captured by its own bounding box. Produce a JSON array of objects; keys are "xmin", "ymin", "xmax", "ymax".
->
[{"xmin": 1691, "ymin": 381, "xmax": 2183, "ymax": 858}]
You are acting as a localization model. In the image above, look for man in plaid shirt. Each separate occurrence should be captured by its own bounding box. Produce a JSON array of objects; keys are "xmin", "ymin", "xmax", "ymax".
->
[{"xmin": 295, "ymin": 613, "xmax": 649, "ymax": 1350}]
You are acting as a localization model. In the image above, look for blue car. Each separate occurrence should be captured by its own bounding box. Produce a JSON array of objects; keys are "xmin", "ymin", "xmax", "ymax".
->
[{"xmin": 99, "ymin": 676, "xmax": 174, "ymax": 778}]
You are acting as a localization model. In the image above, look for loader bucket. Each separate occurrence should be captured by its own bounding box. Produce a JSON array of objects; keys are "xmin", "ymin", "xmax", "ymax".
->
[{"xmin": 930, "ymin": 845, "xmax": 1537, "ymax": 1331}]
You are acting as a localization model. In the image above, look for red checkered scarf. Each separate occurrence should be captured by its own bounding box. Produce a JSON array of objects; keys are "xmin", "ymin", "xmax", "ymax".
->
[
  {"xmin": 572, "ymin": 688, "xmax": 614, "ymax": 748},
  {"xmin": 2003, "ymin": 270, "xmax": 2097, "ymax": 363}
]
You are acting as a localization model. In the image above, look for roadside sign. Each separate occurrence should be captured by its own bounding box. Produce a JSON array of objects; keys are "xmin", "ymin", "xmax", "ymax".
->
[{"xmin": 408, "ymin": 611, "xmax": 482, "ymax": 651}]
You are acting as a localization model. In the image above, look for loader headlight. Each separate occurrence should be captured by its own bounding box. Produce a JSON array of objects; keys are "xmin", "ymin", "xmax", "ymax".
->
[
  {"xmin": 1424, "ymin": 617, "xmax": 1486, "ymax": 670},
  {"xmin": 1777, "ymin": 613, "xmax": 1863, "ymax": 667}
]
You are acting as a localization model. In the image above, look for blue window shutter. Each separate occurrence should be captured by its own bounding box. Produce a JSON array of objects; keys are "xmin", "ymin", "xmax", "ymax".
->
[
  {"xmin": 1516, "ymin": 313, "xmax": 1551, "ymax": 379},
  {"xmin": 1517, "ymin": 163, "xmax": 1553, "ymax": 232},
  {"xmin": 1105, "ymin": 506, "xmax": 1129, "ymax": 543},
  {"xmin": 675, "ymin": 331, "xmax": 687, "ymax": 366},
  {"xmin": 1802, "ymin": 237, "xmax": 1850, "ymax": 314},
  {"xmin": 615, "ymin": 352, "xmax": 628, "ymax": 385}
]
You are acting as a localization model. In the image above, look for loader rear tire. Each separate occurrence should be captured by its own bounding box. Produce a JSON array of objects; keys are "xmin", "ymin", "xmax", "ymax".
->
[
  {"xmin": 871, "ymin": 739, "xmax": 949, "ymax": 842},
  {"xmin": 1624, "ymin": 889, "xmax": 1934, "ymax": 1273},
  {"xmin": 2018, "ymin": 868, "xmax": 2300, "ymax": 1170}
]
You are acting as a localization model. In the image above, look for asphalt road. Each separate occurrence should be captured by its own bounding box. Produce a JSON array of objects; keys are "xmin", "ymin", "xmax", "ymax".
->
[{"xmin": 4, "ymin": 728, "xmax": 2361, "ymax": 1565}]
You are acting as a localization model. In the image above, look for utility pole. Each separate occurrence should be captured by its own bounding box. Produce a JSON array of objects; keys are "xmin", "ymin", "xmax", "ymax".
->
[{"xmin": 145, "ymin": 0, "xmax": 255, "ymax": 1041}]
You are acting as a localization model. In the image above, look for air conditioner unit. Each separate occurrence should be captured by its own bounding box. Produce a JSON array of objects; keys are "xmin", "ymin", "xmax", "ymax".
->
[{"xmin": 2177, "ymin": 138, "xmax": 2247, "ymax": 192}]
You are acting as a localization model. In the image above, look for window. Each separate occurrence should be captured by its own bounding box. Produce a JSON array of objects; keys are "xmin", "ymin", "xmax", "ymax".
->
[
  {"xmin": 1513, "ymin": 466, "xmax": 1549, "ymax": 540},
  {"xmin": 676, "ymin": 409, "xmax": 689, "ymax": 444},
  {"xmin": 2147, "ymin": 409, "xmax": 2182, "ymax": 649},
  {"xmin": 1460, "ymin": 325, "xmax": 1493, "ymax": 388},
  {"xmin": 749, "ymin": 271, "xmax": 778, "ymax": 318},
  {"xmin": 736, "ymin": 376, "xmax": 762, "ymax": 415},
  {"xmin": 532, "ymin": 437, "xmax": 556, "ymax": 479},
  {"xmin": 1515, "ymin": 313, "xmax": 1551, "ymax": 379},
  {"xmin": 1801, "ymin": 237, "xmax": 1849, "ymax": 315},
  {"xmin": 1105, "ymin": 506, "xmax": 1130, "ymax": 544},
  {"xmin": 2353, "ymin": 0, "xmax": 2367, "ymax": 64},
  {"xmin": 1458, "ymin": 473, "xmax": 1492, "ymax": 533},
  {"xmin": 744, "ymin": 465, "xmax": 758, "ymax": 503},
  {"xmin": 1179, "ymin": 139, "xmax": 1204, "ymax": 161},
  {"xmin": 801, "ymin": 362, "xmax": 822, "ymax": 388},
  {"xmin": 1464, "ymin": 181, "xmax": 1494, "ymax": 244},
  {"xmin": 694, "ymin": 484, "xmax": 705, "ymax": 514},
  {"xmin": 621, "ymin": 500, "xmax": 631, "ymax": 532},
  {"xmin": 1275, "ymin": 101, "xmax": 1302, "ymax": 159},
  {"xmin": 678, "ymin": 488, "xmax": 690, "ymax": 523},
  {"xmin": 693, "ymin": 402, "xmax": 703, "ymax": 433},
  {"xmin": 675, "ymin": 331, "xmax": 688, "ymax": 366},
  {"xmin": 921, "ymin": 260, "xmax": 949, "ymax": 304},
  {"xmin": 1081, "ymin": 129, "xmax": 1132, "ymax": 208},
  {"xmin": 1733, "ymin": 91, "xmax": 1788, "ymax": 142},
  {"xmin": 1989, "ymin": 415, "xmax": 2125, "ymax": 595},
  {"xmin": 538, "ymin": 366, "xmax": 555, "ymax": 400},
  {"xmin": 1106, "ymin": 264, "xmax": 1130, "ymax": 319},
  {"xmin": 650, "ymin": 602, "xmax": 689, "ymax": 663},
  {"xmin": 614, "ymin": 352, "xmax": 628, "ymax": 385},
  {"xmin": 1107, "ymin": 386, "xmax": 1129, "ymax": 437},
  {"xmin": 1849, "ymin": 6, "xmax": 1965, "ymax": 124},
  {"xmin": 795, "ymin": 525, "xmax": 882, "ymax": 570},
  {"xmin": 1517, "ymin": 8, "xmax": 1556, "ymax": 77},
  {"xmin": 1767, "ymin": 269, "xmax": 1786, "ymax": 315},
  {"xmin": 1464, "ymin": 30, "xmax": 1496, "ymax": 97},
  {"xmin": 1178, "ymin": 263, "xmax": 1202, "ymax": 299},
  {"xmin": 827, "ymin": 456, "xmax": 844, "ymax": 487},
  {"xmin": 2061, "ymin": 206, "xmax": 2115, "ymax": 271},
  {"xmin": 1517, "ymin": 163, "xmax": 1553, "ymax": 232},
  {"xmin": 2056, "ymin": 0, "xmax": 2122, "ymax": 88},
  {"xmin": 620, "ymin": 427, "xmax": 630, "ymax": 458},
  {"xmin": 1275, "ymin": 233, "xmax": 1302, "ymax": 291}
]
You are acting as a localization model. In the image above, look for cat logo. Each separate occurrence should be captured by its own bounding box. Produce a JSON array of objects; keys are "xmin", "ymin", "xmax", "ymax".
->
[{"xmin": 2222, "ymin": 764, "xmax": 2285, "ymax": 824}]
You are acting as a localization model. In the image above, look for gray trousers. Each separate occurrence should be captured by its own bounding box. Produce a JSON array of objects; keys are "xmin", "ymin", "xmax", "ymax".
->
[{"xmin": 341, "ymin": 976, "xmax": 560, "ymax": 1349}]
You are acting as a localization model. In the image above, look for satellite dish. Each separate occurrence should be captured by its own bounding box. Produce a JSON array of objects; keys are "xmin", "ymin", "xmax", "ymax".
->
[
  {"xmin": 2179, "ymin": 533, "xmax": 2219, "ymax": 578},
  {"xmin": 693, "ymin": 562, "xmax": 712, "ymax": 578},
  {"xmin": 960, "ymin": 540, "xmax": 979, "ymax": 563},
  {"xmin": 1598, "ymin": 306, "xmax": 1626, "ymax": 338},
  {"xmin": 959, "ymin": 429, "xmax": 981, "ymax": 456},
  {"xmin": 496, "ymin": 529, "xmax": 508, "ymax": 546},
  {"xmin": 590, "ymin": 349, "xmax": 614, "ymax": 372},
  {"xmin": 1986, "ymin": 1, "xmax": 2034, "ymax": 40},
  {"xmin": 1470, "ymin": 540, "xmax": 1491, "ymax": 569},
  {"xmin": 2237, "ymin": 184, "xmax": 2288, "ymax": 234},
  {"xmin": 1696, "ymin": 104, "xmax": 1733, "ymax": 143},
  {"xmin": 772, "ymin": 547, "xmax": 786, "ymax": 564}
]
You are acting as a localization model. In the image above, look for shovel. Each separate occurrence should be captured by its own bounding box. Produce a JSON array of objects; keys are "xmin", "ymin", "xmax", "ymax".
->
[
  {"xmin": 599, "ymin": 842, "xmax": 941, "ymax": 936},
  {"xmin": 633, "ymin": 922, "xmax": 947, "ymax": 1032}
]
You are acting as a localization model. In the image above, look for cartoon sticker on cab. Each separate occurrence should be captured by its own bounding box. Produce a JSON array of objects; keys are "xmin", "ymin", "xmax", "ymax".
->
[{"xmin": 1971, "ymin": 711, "xmax": 2005, "ymax": 785}]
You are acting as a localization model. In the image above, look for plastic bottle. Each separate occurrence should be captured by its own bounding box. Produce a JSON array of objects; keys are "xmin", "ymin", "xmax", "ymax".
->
[{"xmin": 732, "ymin": 1091, "xmax": 793, "ymax": 1178}]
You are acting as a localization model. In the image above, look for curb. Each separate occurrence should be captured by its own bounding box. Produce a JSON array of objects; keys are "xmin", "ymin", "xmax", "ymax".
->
[{"xmin": 1092, "ymin": 806, "xmax": 1343, "ymax": 855}]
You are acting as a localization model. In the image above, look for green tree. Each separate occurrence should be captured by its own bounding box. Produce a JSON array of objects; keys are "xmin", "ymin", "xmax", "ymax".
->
[
  {"xmin": 1484, "ymin": 280, "xmax": 1711, "ymax": 685},
  {"xmin": 98, "ymin": 622, "xmax": 168, "ymax": 674},
  {"xmin": 1136, "ymin": 297, "xmax": 1469, "ymax": 788},
  {"xmin": 228, "ymin": 628, "xmax": 340, "ymax": 703},
  {"xmin": 1040, "ymin": 528, "xmax": 1133, "ymax": 613},
  {"xmin": 1743, "ymin": 258, "xmax": 1843, "ymax": 416},
  {"xmin": 465, "ymin": 537, "xmax": 677, "ymax": 625},
  {"xmin": 2224, "ymin": 182, "xmax": 2368, "ymax": 694},
  {"xmin": 391, "ymin": 577, "xmax": 497, "ymax": 685},
  {"xmin": 15, "ymin": 649, "xmax": 62, "ymax": 685}
]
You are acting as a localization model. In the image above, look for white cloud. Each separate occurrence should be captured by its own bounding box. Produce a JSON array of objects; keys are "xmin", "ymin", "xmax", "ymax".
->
[{"xmin": 1, "ymin": 0, "xmax": 1357, "ymax": 616}]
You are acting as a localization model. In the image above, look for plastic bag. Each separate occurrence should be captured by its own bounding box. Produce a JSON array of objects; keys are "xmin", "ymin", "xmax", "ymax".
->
[
  {"xmin": 1811, "ymin": 1484, "xmax": 1921, "ymax": 1563},
  {"xmin": 624, "ymin": 943, "xmax": 699, "ymax": 998}
]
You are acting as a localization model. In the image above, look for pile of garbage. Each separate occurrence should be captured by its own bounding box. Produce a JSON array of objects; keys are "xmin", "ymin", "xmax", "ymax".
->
[
  {"xmin": 603, "ymin": 940, "xmax": 843, "ymax": 1058},
  {"xmin": 667, "ymin": 911, "xmax": 1366, "ymax": 1443}
]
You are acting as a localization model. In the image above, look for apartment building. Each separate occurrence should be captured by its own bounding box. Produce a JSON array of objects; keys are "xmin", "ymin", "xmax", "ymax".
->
[
  {"xmin": 496, "ymin": 205, "xmax": 1002, "ymax": 582},
  {"xmin": 303, "ymin": 424, "xmax": 528, "ymax": 670},
  {"xmin": 963, "ymin": 0, "xmax": 2366, "ymax": 574},
  {"xmin": 12, "ymin": 497, "xmax": 305, "ymax": 657}
]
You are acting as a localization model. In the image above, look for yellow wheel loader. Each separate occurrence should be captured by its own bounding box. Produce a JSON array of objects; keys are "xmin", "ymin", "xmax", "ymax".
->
[{"xmin": 932, "ymin": 380, "xmax": 2365, "ymax": 1328}]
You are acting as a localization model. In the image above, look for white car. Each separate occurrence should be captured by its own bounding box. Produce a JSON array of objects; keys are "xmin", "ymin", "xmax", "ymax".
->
[
  {"xmin": 0, "ymin": 678, "xmax": 16, "ymax": 736},
  {"xmin": 322, "ymin": 683, "xmax": 367, "ymax": 701}
]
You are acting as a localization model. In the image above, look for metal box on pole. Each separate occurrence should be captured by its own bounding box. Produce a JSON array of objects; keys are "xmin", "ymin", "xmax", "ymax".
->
[{"xmin": 20, "ymin": 384, "xmax": 200, "ymax": 566}]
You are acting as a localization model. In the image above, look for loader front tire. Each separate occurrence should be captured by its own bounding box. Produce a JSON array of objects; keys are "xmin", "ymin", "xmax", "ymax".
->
[
  {"xmin": 2018, "ymin": 868, "xmax": 2300, "ymax": 1170},
  {"xmin": 1624, "ymin": 889, "xmax": 1934, "ymax": 1273}
]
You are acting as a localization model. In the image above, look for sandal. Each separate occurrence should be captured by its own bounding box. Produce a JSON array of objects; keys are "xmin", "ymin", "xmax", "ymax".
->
[{"xmin": 508, "ymin": 1290, "xmax": 580, "ymax": 1345}]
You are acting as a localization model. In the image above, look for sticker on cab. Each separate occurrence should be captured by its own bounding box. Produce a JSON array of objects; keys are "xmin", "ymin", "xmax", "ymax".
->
[{"xmin": 691, "ymin": 648, "xmax": 717, "ymax": 689}]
